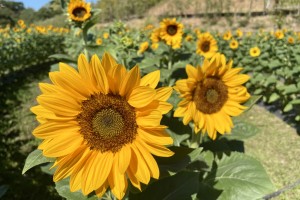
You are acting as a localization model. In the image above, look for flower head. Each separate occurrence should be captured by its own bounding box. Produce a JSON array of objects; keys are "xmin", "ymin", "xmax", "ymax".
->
[
  {"xmin": 249, "ymin": 47, "xmax": 261, "ymax": 57},
  {"xmin": 229, "ymin": 39, "xmax": 239, "ymax": 49},
  {"xmin": 196, "ymin": 32, "xmax": 218, "ymax": 58},
  {"xmin": 159, "ymin": 18, "xmax": 183, "ymax": 49},
  {"xmin": 223, "ymin": 30, "xmax": 232, "ymax": 41},
  {"xmin": 68, "ymin": 0, "xmax": 91, "ymax": 22},
  {"xmin": 287, "ymin": 36, "xmax": 294, "ymax": 44},
  {"xmin": 174, "ymin": 53, "xmax": 250, "ymax": 139},
  {"xmin": 236, "ymin": 29, "xmax": 243, "ymax": 37},
  {"xmin": 31, "ymin": 53, "xmax": 174, "ymax": 199},
  {"xmin": 274, "ymin": 30, "xmax": 284, "ymax": 39},
  {"xmin": 138, "ymin": 41, "xmax": 149, "ymax": 54},
  {"xmin": 96, "ymin": 38, "xmax": 102, "ymax": 45}
]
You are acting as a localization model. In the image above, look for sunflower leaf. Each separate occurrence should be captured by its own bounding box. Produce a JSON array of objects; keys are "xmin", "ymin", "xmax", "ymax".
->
[
  {"xmin": 201, "ymin": 152, "xmax": 276, "ymax": 200},
  {"xmin": 55, "ymin": 178, "xmax": 98, "ymax": 200},
  {"xmin": 22, "ymin": 149, "xmax": 54, "ymax": 174},
  {"xmin": 243, "ymin": 95, "xmax": 261, "ymax": 110}
]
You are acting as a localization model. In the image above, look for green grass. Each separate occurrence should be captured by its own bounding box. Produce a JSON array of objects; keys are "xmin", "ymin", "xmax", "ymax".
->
[{"xmin": 243, "ymin": 105, "xmax": 300, "ymax": 199}]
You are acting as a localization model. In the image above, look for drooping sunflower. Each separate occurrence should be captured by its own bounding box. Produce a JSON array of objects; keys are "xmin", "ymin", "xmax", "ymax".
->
[
  {"xmin": 31, "ymin": 53, "xmax": 174, "ymax": 199},
  {"xmin": 174, "ymin": 53, "xmax": 250, "ymax": 140},
  {"xmin": 196, "ymin": 32, "xmax": 218, "ymax": 58},
  {"xmin": 68, "ymin": 0, "xmax": 91, "ymax": 22},
  {"xmin": 249, "ymin": 47, "xmax": 261, "ymax": 57},
  {"xmin": 159, "ymin": 18, "xmax": 183, "ymax": 49},
  {"xmin": 229, "ymin": 39, "xmax": 239, "ymax": 50}
]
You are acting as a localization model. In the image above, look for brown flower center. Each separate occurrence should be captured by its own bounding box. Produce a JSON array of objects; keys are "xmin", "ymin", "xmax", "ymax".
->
[
  {"xmin": 77, "ymin": 93, "xmax": 137, "ymax": 153},
  {"xmin": 167, "ymin": 25, "xmax": 178, "ymax": 36},
  {"xmin": 201, "ymin": 41, "xmax": 210, "ymax": 52},
  {"xmin": 72, "ymin": 7, "xmax": 87, "ymax": 18},
  {"xmin": 193, "ymin": 77, "xmax": 228, "ymax": 114}
]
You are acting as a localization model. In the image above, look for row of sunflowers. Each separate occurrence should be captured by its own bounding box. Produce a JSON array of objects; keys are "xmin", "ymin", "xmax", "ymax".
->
[
  {"xmin": 20, "ymin": 0, "xmax": 298, "ymax": 199},
  {"xmin": 0, "ymin": 20, "xmax": 69, "ymax": 76}
]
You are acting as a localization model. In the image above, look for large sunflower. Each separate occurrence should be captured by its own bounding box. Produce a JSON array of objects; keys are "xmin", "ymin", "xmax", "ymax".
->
[
  {"xmin": 31, "ymin": 53, "xmax": 174, "ymax": 199},
  {"xmin": 196, "ymin": 32, "xmax": 218, "ymax": 58},
  {"xmin": 159, "ymin": 18, "xmax": 183, "ymax": 49},
  {"xmin": 174, "ymin": 53, "xmax": 250, "ymax": 140},
  {"xmin": 68, "ymin": 0, "xmax": 91, "ymax": 22}
]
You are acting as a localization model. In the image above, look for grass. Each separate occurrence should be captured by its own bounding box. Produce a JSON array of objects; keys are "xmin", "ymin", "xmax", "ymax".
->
[{"xmin": 242, "ymin": 105, "xmax": 300, "ymax": 199}]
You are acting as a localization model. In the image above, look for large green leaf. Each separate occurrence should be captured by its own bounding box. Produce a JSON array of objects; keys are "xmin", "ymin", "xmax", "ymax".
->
[
  {"xmin": 204, "ymin": 152, "xmax": 276, "ymax": 200},
  {"xmin": 223, "ymin": 119, "xmax": 259, "ymax": 140},
  {"xmin": 129, "ymin": 171, "xmax": 199, "ymax": 200},
  {"xmin": 55, "ymin": 178, "xmax": 98, "ymax": 200},
  {"xmin": 22, "ymin": 149, "xmax": 55, "ymax": 174}
]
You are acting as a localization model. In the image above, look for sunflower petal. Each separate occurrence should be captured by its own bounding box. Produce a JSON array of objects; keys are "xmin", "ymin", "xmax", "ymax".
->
[
  {"xmin": 140, "ymin": 70, "xmax": 160, "ymax": 88},
  {"xmin": 128, "ymin": 86, "xmax": 156, "ymax": 108}
]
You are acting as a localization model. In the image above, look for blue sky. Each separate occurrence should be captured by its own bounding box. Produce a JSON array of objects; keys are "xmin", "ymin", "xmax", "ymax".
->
[{"xmin": 18, "ymin": 0, "xmax": 97, "ymax": 11}]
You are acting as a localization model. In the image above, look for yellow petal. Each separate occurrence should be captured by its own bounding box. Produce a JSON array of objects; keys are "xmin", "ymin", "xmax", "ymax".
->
[
  {"xmin": 128, "ymin": 86, "xmax": 156, "ymax": 108},
  {"xmin": 135, "ymin": 139, "xmax": 159, "ymax": 179},
  {"xmin": 116, "ymin": 145, "xmax": 131, "ymax": 174},
  {"xmin": 141, "ymin": 139, "xmax": 174, "ymax": 157},
  {"xmin": 101, "ymin": 52, "xmax": 118, "ymax": 73},
  {"xmin": 138, "ymin": 128, "xmax": 173, "ymax": 146},
  {"xmin": 42, "ymin": 134, "xmax": 83, "ymax": 157},
  {"xmin": 37, "ymin": 94, "xmax": 80, "ymax": 117},
  {"xmin": 174, "ymin": 106, "xmax": 187, "ymax": 117},
  {"xmin": 222, "ymin": 67, "xmax": 244, "ymax": 81},
  {"xmin": 127, "ymin": 167, "xmax": 141, "ymax": 191},
  {"xmin": 95, "ymin": 182, "xmax": 108, "ymax": 198},
  {"xmin": 33, "ymin": 121, "xmax": 79, "ymax": 139},
  {"xmin": 108, "ymin": 64, "xmax": 126, "ymax": 94},
  {"xmin": 108, "ymin": 159, "xmax": 128, "ymax": 199},
  {"xmin": 136, "ymin": 110, "xmax": 162, "ymax": 127},
  {"xmin": 119, "ymin": 66, "xmax": 140, "ymax": 97},
  {"xmin": 140, "ymin": 70, "xmax": 160, "ymax": 88},
  {"xmin": 186, "ymin": 64, "xmax": 198, "ymax": 79},
  {"xmin": 225, "ymin": 74, "xmax": 250, "ymax": 87},
  {"xmin": 155, "ymin": 87, "xmax": 173, "ymax": 101},
  {"xmin": 157, "ymin": 101, "xmax": 173, "ymax": 114},
  {"xmin": 91, "ymin": 55, "xmax": 109, "ymax": 94},
  {"xmin": 78, "ymin": 54, "xmax": 98, "ymax": 92}
]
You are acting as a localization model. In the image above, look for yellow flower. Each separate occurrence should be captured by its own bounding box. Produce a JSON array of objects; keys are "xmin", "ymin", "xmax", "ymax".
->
[
  {"xmin": 287, "ymin": 36, "xmax": 294, "ymax": 44},
  {"xmin": 247, "ymin": 32, "xmax": 252, "ymax": 37},
  {"xmin": 229, "ymin": 39, "xmax": 239, "ymax": 49},
  {"xmin": 68, "ymin": 0, "xmax": 91, "ymax": 22},
  {"xmin": 159, "ymin": 18, "xmax": 183, "ymax": 49},
  {"xmin": 96, "ymin": 38, "xmax": 102, "ymax": 45},
  {"xmin": 151, "ymin": 43, "xmax": 159, "ymax": 50},
  {"xmin": 138, "ymin": 41, "xmax": 149, "ymax": 54},
  {"xmin": 150, "ymin": 28, "xmax": 161, "ymax": 43},
  {"xmin": 196, "ymin": 32, "xmax": 218, "ymax": 58},
  {"xmin": 274, "ymin": 30, "xmax": 284, "ymax": 39},
  {"xmin": 174, "ymin": 53, "xmax": 250, "ymax": 139},
  {"xmin": 31, "ymin": 53, "xmax": 174, "ymax": 199},
  {"xmin": 18, "ymin": 19, "xmax": 25, "ymax": 27},
  {"xmin": 249, "ymin": 47, "xmax": 261, "ymax": 57},
  {"xmin": 185, "ymin": 34, "xmax": 193, "ymax": 42},
  {"xmin": 103, "ymin": 32, "xmax": 109, "ymax": 39},
  {"xmin": 223, "ymin": 30, "xmax": 232, "ymax": 41},
  {"xmin": 144, "ymin": 24, "xmax": 154, "ymax": 31},
  {"xmin": 236, "ymin": 29, "xmax": 243, "ymax": 37}
]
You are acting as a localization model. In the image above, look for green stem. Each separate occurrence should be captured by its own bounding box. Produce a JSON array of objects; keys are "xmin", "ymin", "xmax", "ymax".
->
[
  {"xmin": 167, "ymin": 46, "xmax": 174, "ymax": 86},
  {"xmin": 82, "ymin": 28, "xmax": 89, "ymax": 60}
]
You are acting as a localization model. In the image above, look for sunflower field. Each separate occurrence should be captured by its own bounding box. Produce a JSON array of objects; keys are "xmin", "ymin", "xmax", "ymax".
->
[{"xmin": 1, "ymin": 0, "xmax": 300, "ymax": 199}]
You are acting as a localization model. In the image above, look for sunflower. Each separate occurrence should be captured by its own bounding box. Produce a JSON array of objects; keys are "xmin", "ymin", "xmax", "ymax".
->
[
  {"xmin": 223, "ymin": 30, "xmax": 232, "ymax": 41},
  {"xmin": 137, "ymin": 41, "xmax": 149, "ymax": 54},
  {"xmin": 274, "ymin": 30, "xmax": 284, "ymax": 39},
  {"xmin": 103, "ymin": 32, "xmax": 109, "ymax": 39},
  {"xmin": 31, "ymin": 53, "xmax": 174, "ymax": 199},
  {"xmin": 159, "ymin": 18, "xmax": 183, "ymax": 49},
  {"xmin": 249, "ymin": 47, "xmax": 261, "ymax": 57},
  {"xmin": 96, "ymin": 38, "xmax": 102, "ymax": 45},
  {"xmin": 229, "ymin": 39, "xmax": 239, "ymax": 49},
  {"xmin": 68, "ymin": 0, "xmax": 91, "ymax": 22},
  {"xmin": 150, "ymin": 28, "xmax": 161, "ymax": 43},
  {"xmin": 287, "ymin": 36, "xmax": 294, "ymax": 44},
  {"xmin": 174, "ymin": 53, "xmax": 250, "ymax": 140},
  {"xmin": 196, "ymin": 32, "xmax": 218, "ymax": 58},
  {"xmin": 151, "ymin": 43, "xmax": 159, "ymax": 50},
  {"xmin": 236, "ymin": 29, "xmax": 243, "ymax": 38}
]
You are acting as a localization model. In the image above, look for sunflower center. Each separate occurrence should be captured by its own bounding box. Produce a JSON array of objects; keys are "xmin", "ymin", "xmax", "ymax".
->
[
  {"xmin": 167, "ymin": 25, "xmax": 178, "ymax": 36},
  {"xmin": 72, "ymin": 7, "xmax": 87, "ymax": 18},
  {"xmin": 201, "ymin": 41, "xmax": 210, "ymax": 52},
  {"xmin": 77, "ymin": 93, "xmax": 137, "ymax": 153},
  {"xmin": 193, "ymin": 77, "xmax": 228, "ymax": 114}
]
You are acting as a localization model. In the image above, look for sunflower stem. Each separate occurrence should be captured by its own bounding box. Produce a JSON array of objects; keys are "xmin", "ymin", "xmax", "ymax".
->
[
  {"xmin": 82, "ymin": 27, "xmax": 89, "ymax": 60},
  {"xmin": 167, "ymin": 46, "xmax": 174, "ymax": 86}
]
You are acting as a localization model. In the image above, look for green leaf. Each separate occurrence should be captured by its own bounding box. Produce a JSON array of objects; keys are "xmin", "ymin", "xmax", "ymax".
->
[
  {"xmin": 22, "ymin": 149, "xmax": 55, "ymax": 174},
  {"xmin": 268, "ymin": 93, "xmax": 280, "ymax": 103},
  {"xmin": 283, "ymin": 84, "xmax": 299, "ymax": 94},
  {"xmin": 269, "ymin": 59, "xmax": 282, "ymax": 69},
  {"xmin": 139, "ymin": 57, "xmax": 160, "ymax": 69},
  {"xmin": 0, "ymin": 185, "xmax": 9, "ymax": 198},
  {"xmin": 49, "ymin": 54, "xmax": 76, "ymax": 63},
  {"xmin": 243, "ymin": 95, "xmax": 261, "ymax": 110},
  {"xmin": 283, "ymin": 103, "xmax": 293, "ymax": 112},
  {"xmin": 155, "ymin": 146, "xmax": 203, "ymax": 176},
  {"xmin": 204, "ymin": 152, "xmax": 276, "ymax": 200},
  {"xmin": 56, "ymin": 179, "xmax": 98, "ymax": 200},
  {"xmin": 129, "ymin": 171, "xmax": 199, "ymax": 200},
  {"xmin": 224, "ymin": 120, "xmax": 259, "ymax": 140}
]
